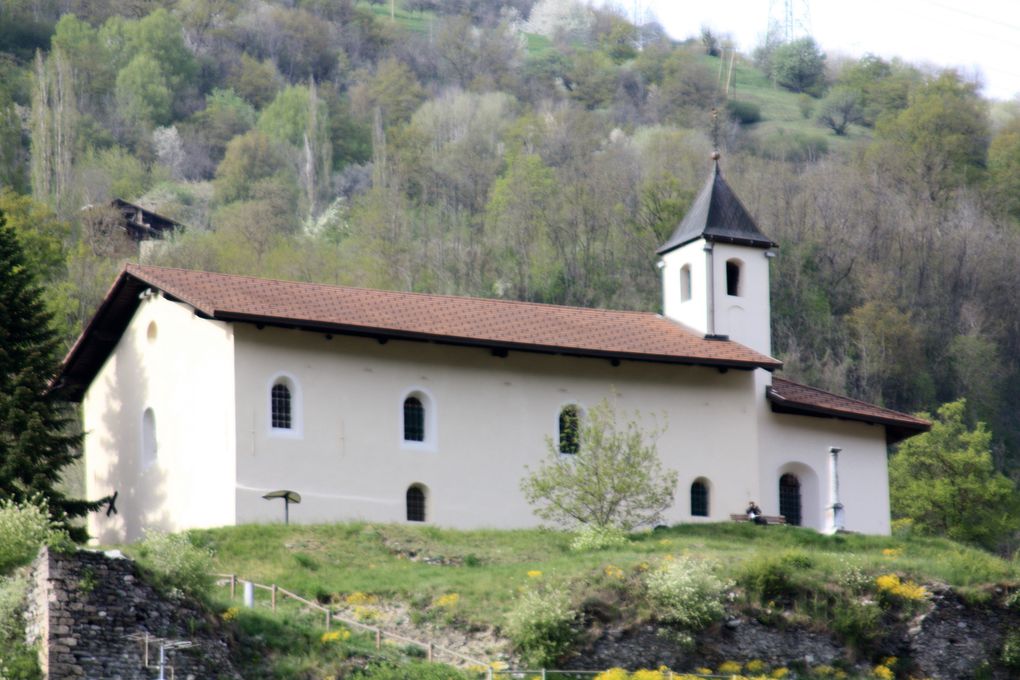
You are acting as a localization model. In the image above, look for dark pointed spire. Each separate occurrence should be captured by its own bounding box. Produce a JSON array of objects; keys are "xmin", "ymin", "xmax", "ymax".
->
[{"xmin": 656, "ymin": 156, "xmax": 777, "ymax": 255}]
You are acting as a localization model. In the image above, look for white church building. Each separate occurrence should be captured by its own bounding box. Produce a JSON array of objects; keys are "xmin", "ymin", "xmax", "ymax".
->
[{"xmin": 57, "ymin": 162, "xmax": 929, "ymax": 543}]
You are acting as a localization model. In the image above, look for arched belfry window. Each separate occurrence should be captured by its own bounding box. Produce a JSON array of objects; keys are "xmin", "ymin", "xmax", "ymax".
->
[
  {"xmin": 726, "ymin": 259, "xmax": 742, "ymax": 296},
  {"xmin": 404, "ymin": 396, "xmax": 425, "ymax": 442},
  {"xmin": 406, "ymin": 484, "xmax": 426, "ymax": 522},
  {"xmin": 779, "ymin": 473, "xmax": 802, "ymax": 526},
  {"xmin": 271, "ymin": 383, "xmax": 292, "ymax": 429},
  {"xmin": 690, "ymin": 479, "xmax": 709, "ymax": 517},
  {"xmin": 680, "ymin": 264, "xmax": 692, "ymax": 302},
  {"xmin": 141, "ymin": 408, "xmax": 157, "ymax": 469},
  {"xmin": 559, "ymin": 404, "xmax": 580, "ymax": 454}
]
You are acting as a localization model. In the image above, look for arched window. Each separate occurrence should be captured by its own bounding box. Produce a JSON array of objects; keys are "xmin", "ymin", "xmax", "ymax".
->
[
  {"xmin": 141, "ymin": 408, "xmax": 157, "ymax": 469},
  {"xmin": 271, "ymin": 383, "xmax": 292, "ymax": 429},
  {"xmin": 559, "ymin": 404, "xmax": 580, "ymax": 454},
  {"xmin": 690, "ymin": 479, "xmax": 709, "ymax": 517},
  {"xmin": 404, "ymin": 396, "xmax": 425, "ymax": 442},
  {"xmin": 406, "ymin": 485, "xmax": 426, "ymax": 522},
  {"xmin": 726, "ymin": 259, "xmax": 742, "ymax": 296},
  {"xmin": 680, "ymin": 264, "xmax": 692, "ymax": 302},
  {"xmin": 779, "ymin": 473, "xmax": 802, "ymax": 526}
]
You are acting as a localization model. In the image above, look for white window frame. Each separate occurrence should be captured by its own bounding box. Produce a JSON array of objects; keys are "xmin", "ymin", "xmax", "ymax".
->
[
  {"xmin": 680, "ymin": 264, "xmax": 692, "ymax": 302},
  {"xmin": 399, "ymin": 387, "xmax": 437, "ymax": 452},
  {"xmin": 267, "ymin": 372, "xmax": 303, "ymax": 439}
]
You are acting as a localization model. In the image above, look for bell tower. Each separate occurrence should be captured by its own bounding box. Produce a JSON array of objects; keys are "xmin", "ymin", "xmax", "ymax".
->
[{"xmin": 657, "ymin": 155, "xmax": 777, "ymax": 356}]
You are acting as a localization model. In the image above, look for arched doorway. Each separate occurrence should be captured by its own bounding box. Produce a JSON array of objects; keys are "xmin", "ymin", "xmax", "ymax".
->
[{"xmin": 779, "ymin": 473, "xmax": 802, "ymax": 526}]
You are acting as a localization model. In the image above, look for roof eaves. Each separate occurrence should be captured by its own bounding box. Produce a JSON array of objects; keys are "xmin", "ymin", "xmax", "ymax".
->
[{"xmin": 215, "ymin": 310, "xmax": 783, "ymax": 371}]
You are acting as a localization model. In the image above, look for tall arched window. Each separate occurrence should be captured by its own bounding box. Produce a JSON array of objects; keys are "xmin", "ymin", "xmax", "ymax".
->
[
  {"xmin": 271, "ymin": 383, "xmax": 292, "ymax": 429},
  {"xmin": 690, "ymin": 479, "xmax": 709, "ymax": 517},
  {"xmin": 726, "ymin": 259, "xmax": 742, "ymax": 296},
  {"xmin": 559, "ymin": 404, "xmax": 580, "ymax": 454},
  {"xmin": 404, "ymin": 396, "xmax": 425, "ymax": 442},
  {"xmin": 406, "ymin": 485, "xmax": 426, "ymax": 522},
  {"xmin": 141, "ymin": 408, "xmax": 157, "ymax": 469},
  {"xmin": 680, "ymin": 264, "xmax": 692, "ymax": 302},
  {"xmin": 779, "ymin": 473, "xmax": 802, "ymax": 526}
]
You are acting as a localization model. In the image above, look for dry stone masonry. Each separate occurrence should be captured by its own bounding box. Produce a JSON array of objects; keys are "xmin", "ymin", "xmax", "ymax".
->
[{"xmin": 26, "ymin": 547, "xmax": 242, "ymax": 680}]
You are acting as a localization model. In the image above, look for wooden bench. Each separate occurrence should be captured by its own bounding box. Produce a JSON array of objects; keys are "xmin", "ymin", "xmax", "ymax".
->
[{"xmin": 730, "ymin": 513, "xmax": 787, "ymax": 525}]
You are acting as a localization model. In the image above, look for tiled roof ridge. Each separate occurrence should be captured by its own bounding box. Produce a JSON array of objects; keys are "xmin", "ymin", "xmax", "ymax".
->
[
  {"xmin": 124, "ymin": 263, "xmax": 663, "ymax": 319},
  {"xmin": 771, "ymin": 376, "xmax": 929, "ymax": 425}
]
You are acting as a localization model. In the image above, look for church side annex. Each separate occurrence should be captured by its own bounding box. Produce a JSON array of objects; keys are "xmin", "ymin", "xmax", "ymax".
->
[{"xmin": 56, "ymin": 162, "xmax": 929, "ymax": 543}]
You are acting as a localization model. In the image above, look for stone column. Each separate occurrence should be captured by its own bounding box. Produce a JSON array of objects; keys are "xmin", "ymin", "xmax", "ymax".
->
[{"xmin": 826, "ymin": 446, "xmax": 844, "ymax": 534}]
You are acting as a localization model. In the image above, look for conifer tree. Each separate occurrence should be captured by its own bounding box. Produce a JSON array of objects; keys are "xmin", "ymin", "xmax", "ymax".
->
[{"xmin": 0, "ymin": 210, "xmax": 101, "ymax": 541}]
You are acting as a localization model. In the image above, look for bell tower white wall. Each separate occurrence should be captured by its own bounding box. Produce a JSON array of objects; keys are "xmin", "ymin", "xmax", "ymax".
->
[
  {"xmin": 661, "ymin": 239, "xmax": 710, "ymax": 335},
  {"xmin": 661, "ymin": 240, "xmax": 772, "ymax": 357}
]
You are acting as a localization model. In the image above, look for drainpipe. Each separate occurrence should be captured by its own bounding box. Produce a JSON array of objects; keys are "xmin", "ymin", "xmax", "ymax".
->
[
  {"xmin": 827, "ymin": 446, "xmax": 844, "ymax": 534},
  {"xmin": 703, "ymin": 242, "xmax": 715, "ymax": 336}
]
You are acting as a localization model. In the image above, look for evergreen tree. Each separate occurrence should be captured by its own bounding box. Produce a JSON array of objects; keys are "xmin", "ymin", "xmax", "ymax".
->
[{"xmin": 0, "ymin": 210, "xmax": 102, "ymax": 542}]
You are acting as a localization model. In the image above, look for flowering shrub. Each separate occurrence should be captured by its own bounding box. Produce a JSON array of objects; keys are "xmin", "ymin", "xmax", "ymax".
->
[
  {"xmin": 872, "ymin": 664, "xmax": 893, "ymax": 679},
  {"xmin": 354, "ymin": 606, "xmax": 378, "ymax": 622},
  {"xmin": 570, "ymin": 525, "xmax": 628, "ymax": 552},
  {"xmin": 718, "ymin": 660, "xmax": 742, "ymax": 674},
  {"xmin": 594, "ymin": 668, "xmax": 629, "ymax": 680},
  {"xmin": 745, "ymin": 660, "xmax": 765, "ymax": 674},
  {"xmin": 875, "ymin": 574, "xmax": 927, "ymax": 603},
  {"xmin": 0, "ymin": 497, "xmax": 69, "ymax": 574},
  {"xmin": 527, "ymin": 570, "xmax": 543, "ymax": 579},
  {"xmin": 220, "ymin": 606, "xmax": 240, "ymax": 622},
  {"xmin": 881, "ymin": 548, "xmax": 903, "ymax": 558},
  {"xmin": 770, "ymin": 669, "xmax": 789, "ymax": 679},
  {"xmin": 505, "ymin": 588, "xmax": 577, "ymax": 667},
  {"xmin": 645, "ymin": 557, "xmax": 730, "ymax": 632}
]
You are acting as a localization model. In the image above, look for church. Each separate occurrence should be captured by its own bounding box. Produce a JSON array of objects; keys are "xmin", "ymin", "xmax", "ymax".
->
[{"xmin": 57, "ymin": 161, "xmax": 929, "ymax": 543}]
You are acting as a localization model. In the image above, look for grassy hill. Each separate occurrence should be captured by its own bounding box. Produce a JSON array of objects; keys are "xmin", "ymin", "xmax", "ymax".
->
[{"xmin": 128, "ymin": 522, "xmax": 1020, "ymax": 679}]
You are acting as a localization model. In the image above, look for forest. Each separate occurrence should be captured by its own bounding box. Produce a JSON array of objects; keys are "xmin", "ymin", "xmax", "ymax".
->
[{"xmin": 1, "ymin": 1, "xmax": 1019, "ymax": 530}]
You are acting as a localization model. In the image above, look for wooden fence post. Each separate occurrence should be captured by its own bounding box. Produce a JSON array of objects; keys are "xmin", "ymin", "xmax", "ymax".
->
[
  {"xmin": 427, "ymin": 642, "xmax": 434, "ymax": 662},
  {"xmin": 271, "ymin": 584, "xmax": 277, "ymax": 612},
  {"xmin": 375, "ymin": 628, "xmax": 382, "ymax": 650},
  {"xmin": 229, "ymin": 574, "xmax": 236, "ymax": 600},
  {"xmin": 325, "ymin": 610, "xmax": 332, "ymax": 629}
]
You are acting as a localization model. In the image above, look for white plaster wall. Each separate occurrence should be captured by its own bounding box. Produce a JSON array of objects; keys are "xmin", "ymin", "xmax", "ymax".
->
[
  {"xmin": 231, "ymin": 326, "xmax": 767, "ymax": 529},
  {"xmin": 712, "ymin": 243, "xmax": 771, "ymax": 356},
  {"xmin": 83, "ymin": 295, "xmax": 236, "ymax": 543},
  {"xmin": 759, "ymin": 410, "xmax": 891, "ymax": 534},
  {"xmin": 661, "ymin": 240, "xmax": 709, "ymax": 334}
]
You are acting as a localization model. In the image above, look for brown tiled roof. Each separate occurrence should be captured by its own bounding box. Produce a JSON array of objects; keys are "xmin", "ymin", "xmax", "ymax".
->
[
  {"xmin": 767, "ymin": 377, "xmax": 930, "ymax": 444},
  {"xmin": 56, "ymin": 265, "xmax": 783, "ymax": 401}
]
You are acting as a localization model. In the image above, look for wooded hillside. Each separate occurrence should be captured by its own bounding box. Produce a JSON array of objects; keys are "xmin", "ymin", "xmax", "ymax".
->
[{"xmin": 2, "ymin": 1, "xmax": 1020, "ymax": 504}]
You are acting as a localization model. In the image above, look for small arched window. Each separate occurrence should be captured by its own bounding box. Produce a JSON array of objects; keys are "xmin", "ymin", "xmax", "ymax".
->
[
  {"xmin": 726, "ymin": 259, "xmax": 742, "ymax": 296},
  {"xmin": 404, "ymin": 396, "xmax": 425, "ymax": 442},
  {"xmin": 559, "ymin": 404, "xmax": 580, "ymax": 454},
  {"xmin": 141, "ymin": 408, "xmax": 157, "ymax": 469},
  {"xmin": 690, "ymin": 479, "xmax": 709, "ymax": 517},
  {"xmin": 680, "ymin": 264, "xmax": 692, "ymax": 302},
  {"xmin": 271, "ymin": 383, "xmax": 292, "ymax": 429},
  {"xmin": 406, "ymin": 484, "xmax": 426, "ymax": 522},
  {"xmin": 779, "ymin": 473, "xmax": 802, "ymax": 526}
]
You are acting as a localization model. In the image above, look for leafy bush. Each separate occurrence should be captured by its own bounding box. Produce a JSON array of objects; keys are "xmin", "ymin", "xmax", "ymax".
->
[
  {"xmin": 644, "ymin": 557, "xmax": 729, "ymax": 632},
  {"xmin": 738, "ymin": 553, "xmax": 799, "ymax": 603},
  {"xmin": 505, "ymin": 588, "xmax": 577, "ymax": 667},
  {"xmin": 753, "ymin": 128, "xmax": 829, "ymax": 163},
  {"xmin": 570, "ymin": 525, "xmax": 628, "ymax": 552},
  {"xmin": 831, "ymin": 600, "xmax": 882, "ymax": 651},
  {"xmin": 0, "ymin": 574, "xmax": 39, "ymax": 680},
  {"xmin": 0, "ymin": 498, "xmax": 70, "ymax": 575},
  {"xmin": 1003, "ymin": 630, "xmax": 1020, "ymax": 669},
  {"xmin": 726, "ymin": 99, "xmax": 762, "ymax": 125},
  {"xmin": 134, "ymin": 531, "xmax": 214, "ymax": 598}
]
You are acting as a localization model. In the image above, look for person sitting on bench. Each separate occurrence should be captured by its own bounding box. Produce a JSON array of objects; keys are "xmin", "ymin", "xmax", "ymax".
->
[{"xmin": 746, "ymin": 501, "xmax": 768, "ymax": 525}]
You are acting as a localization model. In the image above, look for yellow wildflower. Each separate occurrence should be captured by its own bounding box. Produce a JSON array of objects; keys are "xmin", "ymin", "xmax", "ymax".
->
[
  {"xmin": 745, "ymin": 660, "xmax": 765, "ymax": 673},
  {"xmin": 594, "ymin": 669, "xmax": 629, "ymax": 680},
  {"xmin": 876, "ymin": 574, "xmax": 927, "ymax": 601},
  {"xmin": 695, "ymin": 668, "xmax": 713, "ymax": 676},
  {"xmin": 604, "ymin": 564, "xmax": 624, "ymax": 579},
  {"xmin": 433, "ymin": 593, "xmax": 460, "ymax": 608},
  {"xmin": 718, "ymin": 661, "xmax": 742, "ymax": 674},
  {"xmin": 344, "ymin": 591, "xmax": 377, "ymax": 606},
  {"xmin": 353, "ymin": 606, "xmax": 378, "ymax": 622},
  {"xmin": 872, "ymin": 665, "xmax": 894, "ymax": 680},
  {"xmin": 220, "ymin": 606, "xmax": 240, "ymax": 622},
  {"xmin": 527, "ymin": 570, "xmax": 543, "ymax": 578},
  {"xmin": 882, "ymin": 548, "xmax": 903, "ymax": 557},
  {"xmin": 770, "ymin": 669, "xmax": 789, "ymax": 679},
  {"xmin": 489, "ymin": 661, "xmax": 508, "ymax": 671}
]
